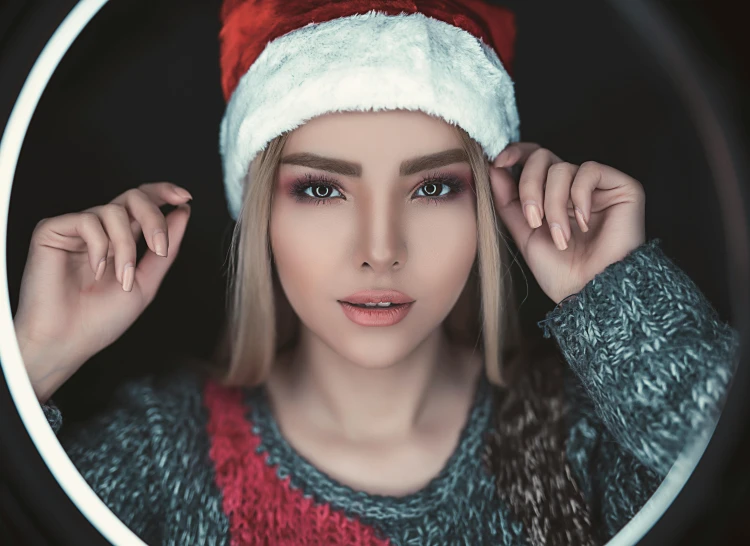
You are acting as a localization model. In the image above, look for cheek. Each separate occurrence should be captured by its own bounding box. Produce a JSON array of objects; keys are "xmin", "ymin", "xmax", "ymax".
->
[
  {"xmin": 408, "ymin": 201, "xmax": 477, "ymax": 305},
  {"xmin": 269, "ymin": 197, "xmax": 345, "ymax": 308}
]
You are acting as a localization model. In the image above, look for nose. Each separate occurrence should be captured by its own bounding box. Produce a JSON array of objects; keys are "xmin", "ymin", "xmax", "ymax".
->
[{"xmin": 354, "ymin": 196, "xmax": 407, "ymax": 274}]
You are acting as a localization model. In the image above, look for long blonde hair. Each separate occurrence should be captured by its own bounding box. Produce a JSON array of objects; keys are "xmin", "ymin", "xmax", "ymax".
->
[{"xmin": 209, "ymin": 123, "xmax": 527, "ymax": 388}]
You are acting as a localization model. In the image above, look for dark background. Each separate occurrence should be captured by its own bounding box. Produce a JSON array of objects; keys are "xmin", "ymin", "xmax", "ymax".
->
[{"xmin": 1, "ymin": 1, "xmax": 749, "ymax": 544}]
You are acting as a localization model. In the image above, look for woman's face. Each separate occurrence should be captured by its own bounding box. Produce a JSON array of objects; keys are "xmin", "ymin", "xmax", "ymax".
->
[{"xmin": 270, "ymin": 110, "xmax": 478, "ymax": 369}]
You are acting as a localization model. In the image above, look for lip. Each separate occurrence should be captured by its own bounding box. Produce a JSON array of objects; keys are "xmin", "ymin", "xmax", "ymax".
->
[
  {"xmin": 339, "ymin": 289, "xmax": 415, "ymax": 305},
  {"xmin": 339, "ymin": 301, "xmax": 414, "ymax": 327},
  {"xmin": 338, "ymin": 289, "xmax": 416, "ymax": 327}
]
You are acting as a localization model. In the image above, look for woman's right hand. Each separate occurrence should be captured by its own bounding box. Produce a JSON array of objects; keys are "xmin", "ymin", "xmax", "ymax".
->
[{"xmin": 13, "ymin": 182, "xmax": 193, "ymax": 403}]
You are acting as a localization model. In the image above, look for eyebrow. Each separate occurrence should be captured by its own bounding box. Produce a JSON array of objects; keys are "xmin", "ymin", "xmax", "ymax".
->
[{"xmin": 280, "ymin": 148, "xmax": 469, "ymax": 177}]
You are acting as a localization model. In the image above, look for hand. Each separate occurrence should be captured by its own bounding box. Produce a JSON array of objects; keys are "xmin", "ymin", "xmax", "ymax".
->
[
  {"xmin": 13, "ymin": 182, "xmax": 193, "ymax": 402},
  {"xmin": 489, "ymin": 143, "xmax": 646, "ymax": 304}
]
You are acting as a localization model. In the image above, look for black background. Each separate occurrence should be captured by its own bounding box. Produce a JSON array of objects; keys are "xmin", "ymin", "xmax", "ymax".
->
[{"xmin": 1, "ymin": 1, "xmax": 748, "ymax": 544}]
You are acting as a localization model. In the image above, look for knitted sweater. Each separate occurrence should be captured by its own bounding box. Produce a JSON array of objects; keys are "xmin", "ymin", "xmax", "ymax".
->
[{"xmin": 41, "ymin": 239, "xmax": 740, "ymax": 546}]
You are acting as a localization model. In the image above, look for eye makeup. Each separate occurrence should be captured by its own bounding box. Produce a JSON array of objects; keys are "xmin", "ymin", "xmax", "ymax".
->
[{"xmin": 285, "ymin": 172, "xmax": 470, "ymax": 206}]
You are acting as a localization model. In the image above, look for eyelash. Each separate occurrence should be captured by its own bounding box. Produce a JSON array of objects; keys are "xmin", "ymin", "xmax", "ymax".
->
[{"xmin": 288, "ymin": 172, "xmax": 466, "ymax": 206}]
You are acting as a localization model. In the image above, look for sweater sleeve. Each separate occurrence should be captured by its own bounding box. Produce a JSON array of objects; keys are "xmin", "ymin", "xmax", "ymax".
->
[
  {"xmin": 40, "ymin": 376, "xmax": 174, "ymax": 544},
  {"xmin": 538, "ymin": 238, "xmax": 741, "ymax": 539}
]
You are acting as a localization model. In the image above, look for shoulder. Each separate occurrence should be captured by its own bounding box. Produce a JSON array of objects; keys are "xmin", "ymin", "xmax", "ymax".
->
[
  {"xmin": 114, "ymin": 360, "xmax": 205, "ymax": 405},
  {"xmin": 101, "ymin": 356, "xmax": 217, "ymax": 435},
  {"xmin": 53, "ymin": 357, "xmax": 230, "ymax": 539}
]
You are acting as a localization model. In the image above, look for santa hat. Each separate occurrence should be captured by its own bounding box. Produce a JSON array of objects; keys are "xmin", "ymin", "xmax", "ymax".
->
[{"xmin": 219, "ymin": 0, "xmax": 520, "ymax": 220}]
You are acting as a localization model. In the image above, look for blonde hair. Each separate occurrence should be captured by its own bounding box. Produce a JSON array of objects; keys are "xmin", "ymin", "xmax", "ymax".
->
[{"xmin": 209, "ymin": 124, "xmax": 526, "ymax": 388}]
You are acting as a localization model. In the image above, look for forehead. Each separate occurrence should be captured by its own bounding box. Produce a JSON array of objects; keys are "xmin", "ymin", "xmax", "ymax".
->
[{"xmin": 282, "ymin": 110, "xmax": 462, "ymax": 160}]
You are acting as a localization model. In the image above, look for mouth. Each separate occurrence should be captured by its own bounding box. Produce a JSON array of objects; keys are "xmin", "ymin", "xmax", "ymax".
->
[
  {"xmin": 337, "ymin": 290, "xmax": 415, "ymax": 327},
  {"xmin": 339, "ymin": 289, "xmax": 415, "ymax": 306},
  {"xmin": 339, "ymin": 301, "xmax": 409, "ymax": 309}
]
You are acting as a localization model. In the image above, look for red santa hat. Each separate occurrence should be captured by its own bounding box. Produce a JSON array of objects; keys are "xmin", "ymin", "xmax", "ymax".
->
[{"xmin": 219, "ymin": 0, "xmax": 520, "ymax": 220}]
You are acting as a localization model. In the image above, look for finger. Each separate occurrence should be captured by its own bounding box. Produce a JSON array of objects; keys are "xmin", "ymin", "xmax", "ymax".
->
[
  {"xmin": 88, "ymin": 203, "xmax": 137, "ymax": 288},
  {"xmin": 32, "ymin": 213, "xmax": 110, "ymax": 279},
  {"xmin": 493, "ymin": 142, "xmax": 542, "ymax": 169},
  {"xmin": 111, "ymin": 188, "xmax": 171, "ymax": 258},
  {"xmin": 112, "ymin": 182, "xmax": 193, "ymax": 208},
  {"xmin": 544, "ymin": 162, "xmax": 579, "ymax": 251},
  {"xmin": 94, "ymin": 182, "xmax": 192, "ymax": 242},
  {"xmin": 517, "ymin": 148, "xmax": 564, "ymax": 229},
  {"xmin": 114, "ymin": 182, "xmax": 192, "ymax": 241},
  {"xmin": 488, "ymin": 165, "xmax": 534, "ymax": 250},
  {"xmin": 570, "ymin": 162, "xmax": 643, "ymax": 230},
  {"xmin": 134, "ymin": 204, "xmax": 191, "ymax": 304},
  {"xmin": 77, "ymin": 213, "xmax": 111, "ymax": 280}
]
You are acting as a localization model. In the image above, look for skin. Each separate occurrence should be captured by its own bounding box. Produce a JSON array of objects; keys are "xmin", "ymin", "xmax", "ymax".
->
[
  {"xmin": 491, "ymin": 144, "xmax": 646, "ymax": 303},
  {"xmin": 267, "ymin": 110, "xmax": 484, "ymax": 495}
]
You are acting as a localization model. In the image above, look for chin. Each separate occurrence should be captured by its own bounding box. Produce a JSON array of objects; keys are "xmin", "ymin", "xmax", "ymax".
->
[{"xmin": 333, "ymin": 336, "xmax": 421, "ymax": 370}]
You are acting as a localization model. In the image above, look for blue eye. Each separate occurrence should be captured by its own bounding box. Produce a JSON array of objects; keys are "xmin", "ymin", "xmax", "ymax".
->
[
  {"xmin": 289, "ymin": 173, "xmax": 345, "ymax": 205},
  {"xmin": 414, "ymin": 182, "xmax": 451, "ymax": 198},
  {"xmin": 304, "ymin": 184, "xmax": 343, "ymax": 200},
  {"xmin": 413, "ymin": 175, "xmax": 466, "ymax": 203}
]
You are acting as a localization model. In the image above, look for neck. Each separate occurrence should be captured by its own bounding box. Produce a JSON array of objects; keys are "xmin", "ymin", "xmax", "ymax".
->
[{"xmin": 275, "ymin": 327, "xmax": 468, "ymax": 441}]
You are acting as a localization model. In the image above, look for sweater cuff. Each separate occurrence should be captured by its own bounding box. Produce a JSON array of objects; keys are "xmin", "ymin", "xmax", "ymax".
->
[
  {"xmin": 42, "ymin": 399, "xmax": 63, "ymax": 434},
  {"xmin": 537, "ymin": 238, "xmax": 740, "ymax": 476}
]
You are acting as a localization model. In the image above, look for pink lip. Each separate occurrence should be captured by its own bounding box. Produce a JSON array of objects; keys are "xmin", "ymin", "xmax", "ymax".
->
[
  {"xmin": 340, "ymin": 289, "xmax": 415, "ymax": 305},
  {"xmin": 338, "ymin": 290, "xmax": 416, "ymax": 327},
  {"xmin": 339, "ymin": 301, "xmax": 414, "ymax": 327}
]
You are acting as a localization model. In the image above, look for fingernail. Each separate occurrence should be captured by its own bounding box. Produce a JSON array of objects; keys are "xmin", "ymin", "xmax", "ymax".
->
[
  {"xmin": 525, "ymin": 204, "xmax": 543, "ymax": 229},
  {"xmin": 174, "ymin": 187, "xmax": 192, "ymax": 200},
  {"xmin": 153, "ymin": 230, "xmax": 167, "ymax": 257},
  {"xmin": 575, "ymin": 207, "xmax": 589, "ymax": 232},
  {"xmin": 95, "ymin": 258, "xmax": 106, "ymax": 281},
  {"xmin": 123, "ymin": 263, "xmax": 134, "ymax": 292},
  {"xmin": 551, "ymin": 225, "xmax": 568, "ymax": 251}
]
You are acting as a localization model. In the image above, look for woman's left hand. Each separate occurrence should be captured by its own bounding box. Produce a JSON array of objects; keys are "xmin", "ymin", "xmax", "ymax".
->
[{"xmin": 489, "ymin": 142, "xmax": 647, "ymax": 304}]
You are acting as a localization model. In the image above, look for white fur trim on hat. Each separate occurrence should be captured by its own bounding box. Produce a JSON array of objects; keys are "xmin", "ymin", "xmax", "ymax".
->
[{"xmin": 219, "ymin": 10, "xmax": 520, "ymax": 221}]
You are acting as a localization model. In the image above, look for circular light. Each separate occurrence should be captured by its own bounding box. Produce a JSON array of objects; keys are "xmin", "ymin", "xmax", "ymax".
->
[
  {"xmin": 0, "ymin": 1, "xmax": 746, "ymax": 545},
  {"xmin": 0, "ymin": 1, "xmax": 146, "ymax": 544}
]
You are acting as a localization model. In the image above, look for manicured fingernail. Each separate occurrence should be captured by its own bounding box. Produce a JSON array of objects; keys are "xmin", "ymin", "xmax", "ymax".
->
[
  {"xmin": 95, "ymin": 258, "xmax": 106, "ymax": 281},
  {"xmin": 123, "ymin": 263, "xmax": 134, "ymax": 292},
  {"xmin": 525, "ymin": 204, "xmax": 542, "ymax": 229},
  {"xmin": 153, "ymin": 230, "xmax": 167, "ymax": 257},
  {"xmin": 575, "ymin": 207, "xmax": 589, "ymax": 232},
  {"xmin": 551, "ymin": 225, "xmax": 568, "ymax": 251},
  {"xmin": 174, "ymin": 187, "xmax": 192, "ymax": 200}
]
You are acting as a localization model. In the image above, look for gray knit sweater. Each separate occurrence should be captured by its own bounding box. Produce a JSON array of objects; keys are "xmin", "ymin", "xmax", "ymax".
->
[{"xmin": 41, "ymin": 239, "xmax": 740, "ymax": 545}]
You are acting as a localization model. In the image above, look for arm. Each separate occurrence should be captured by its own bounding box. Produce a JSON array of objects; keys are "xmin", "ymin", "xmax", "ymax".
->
[
  {"xmin": 563, "ymin": 367, "xmax": 664, "ymax": 541},
  {"xmin": 540, "ymin": 239, "xmax": 740, "ymax": 536},
  {"xmin": 41, "ymin": 377, "xmax": 169, "ymax": 544}
]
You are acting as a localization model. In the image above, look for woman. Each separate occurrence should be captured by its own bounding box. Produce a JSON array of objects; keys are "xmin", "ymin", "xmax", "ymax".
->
[{"xmin": 13, "ymin": 1, "xmax": 739, "ymax": 545}]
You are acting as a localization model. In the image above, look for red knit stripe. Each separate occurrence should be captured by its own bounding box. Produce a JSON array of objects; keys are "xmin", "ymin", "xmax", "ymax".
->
[{"xmin": 204, "ymin": 380, "xmax": 392, "ymax": 545}]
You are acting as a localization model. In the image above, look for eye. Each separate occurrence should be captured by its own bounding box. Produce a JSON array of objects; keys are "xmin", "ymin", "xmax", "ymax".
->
[
  {"xmin": 289, "ymin": 173, "xmax": 345, "ymax": 205},
  {"xmin": 304, "ymin": 184, "xmax": 342, "ymax": 200},
  {"xmin": 414, "ymin": 182, "xmax": 451, "ymax": 198},
  {"xmin": 412, "ymin": 175, "xmax": 465, "ymax": 202}
]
